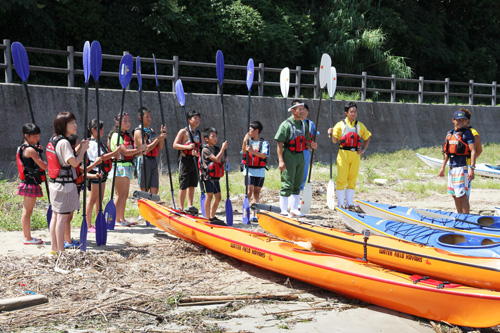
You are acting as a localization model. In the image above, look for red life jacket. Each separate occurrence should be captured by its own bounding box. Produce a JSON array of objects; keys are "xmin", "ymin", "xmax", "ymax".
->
[
  {"xmin": 443, "ymin": 129, "xmax": 471, "ymax": 156},
  {"xmin": 89, "ymin": 139, "xmax": 113, "ymax": 173},
  {"xmin": 109, "ymin": 131, "xmax": 135, "ymax": 163},
  {"xmin": 16, "ymin": 144, "xmax": 46, "ymax": 184},
  {"xmin": 284, "ymin": 120, "xmax": 306, "ymax": 153},
  {"xmin": 134, "ymin": 126, "xmax": 159, "ymax": 157},
  {"xmin": 339, "ymin": 120, "xmax": 361, "ymax": 150},
  {"xmin": 242, "ymin": 138, "xmax": 267, "ymax": 168},
  {"xmin": 200, "ymin": 145, "xmax": 224, "ymax": 179},
  {"xmin": 182, "ymin": 128, "xmax": 201, "ymax": 156},
  {"xmin": 46, "ymin": 135, "xmax": 75, "ymax": 184}
]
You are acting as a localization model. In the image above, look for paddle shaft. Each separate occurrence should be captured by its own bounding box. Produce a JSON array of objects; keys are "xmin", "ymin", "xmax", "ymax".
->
[
  {"xmin": 245, "ymin": 90, "xmax": 251, "ymax": 201},
  {"xmin": 307, "ymin": 89, "xmax": 324, "ymax": 183},
  {"xmin": 95, "ymin": 81, "xmax": 104, "ymax": 212},
  {"xmin": 220, "ymin": 86, "xmax": 230, "ymax": 199},
  {"xmin": 181, "ymin": 106, "xmax": 205, "ymax": 194},
  {"xmin": 139, "ymin": 91, "xmax": 148, "ymax": 192},
  {"xmin": 82, "ymin": 83, "xmax": 89, "ymax": 218},
  {"xmin": 329, "ymin": 97, "xmax": 333, "ymax": 179},
  {"xmin": 283, "ymin": 97, "xmax": 287, "ymax": 120},
  {"xmin": 109, "ymin": 88, "xmax": 127, "ymax": 200}
]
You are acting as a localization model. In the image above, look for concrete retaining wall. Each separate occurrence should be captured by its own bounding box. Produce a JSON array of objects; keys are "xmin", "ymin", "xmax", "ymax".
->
[{"xmin": 1, "ymin": 83, "xmax": 499, "ymax": 179}]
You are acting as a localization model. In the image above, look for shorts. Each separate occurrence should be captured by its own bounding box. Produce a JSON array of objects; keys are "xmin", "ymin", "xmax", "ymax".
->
[
  {"xmin": 111, "ymin": 164, "xmax": 134, "ymax": 180},
  {"xmin": 179, "ymin": 157, "xmax": 199, "ymax": 190},
  {"xmin": 204, "ymin": 179, "xmax": 221, "ymax": 194},
  {"xmin": 137, "ymin": 156, "xmax": 160, "ymax": 189},
  {"xmin": 17, "ymin": 183, "xmax": 43, "ymax": 198},
  {"xmin": 244, "ymin": 176, "xmax": 265, "ymax": 188},
  {"xmin": 447, "ymin": 166, "xmax": 470, "ymax": 198},
  {"xmin": 87, "ymin": 170, "xmax": 108, "ymax": 190}
]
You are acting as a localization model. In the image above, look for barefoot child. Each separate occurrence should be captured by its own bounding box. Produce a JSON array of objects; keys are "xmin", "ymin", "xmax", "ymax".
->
[
  {"xmin": 17, "ymin": 123, "xmax": 48, "ymax": 245},
  {"xmin": 108, "ymin": 112, "xmax": 147, "ymax": 227},
  {"xmin": 200, "ymin": 127, "xmax": 228, "ymax": 225},
  {"xmin": 241, "ymin": 121, "xmax": 269, "ymax": 222}
]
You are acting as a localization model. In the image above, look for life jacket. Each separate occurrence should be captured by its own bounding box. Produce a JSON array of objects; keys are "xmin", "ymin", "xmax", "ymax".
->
[
  {"xmin": 182, "ymin": 127, "xmax": 201, "ymax": 156},
  {"xmin": 134, "ymin": 126, "xmax": 159, "ymax": 157},
  {"xmin": 284, "ymin": 120, "xmax": 306, "ymax": 153},
  {"xmin": 46, "ymin": 135, "xmax": 75, "ymax": 184},
  {"xmin": 200, "ymin": 145, "xmax": 224, "ymax": 179},
  {"xmin": 89, "ymin": 139, "xmax": 112, "ymax": 173},
  {"xmin": 242, "ymin": 138, "xmax": 267, "ymax": 168},
  {"xmin": 109, "ymin": 131, "xmax": 135, "ymax": 163},
  {"xmin": 16, "ymin": 143, "xmax": 46, "ymax": 185},
  {"xmin": 443, "ymin": 129, "xmax": 471, "ymax": 156},
  {"xmin": 339, "ymin": 120, "xmax": 361, "ymax": 150}
]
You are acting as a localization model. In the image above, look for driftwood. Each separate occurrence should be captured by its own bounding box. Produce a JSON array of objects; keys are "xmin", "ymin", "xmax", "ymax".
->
[
  {"xmin": 0, "ymin": 295, "xmax": 48, "ymax": 312},
  {"xmin": 179, "ymin": 294, "xmax": 299, "ymax": 305}
]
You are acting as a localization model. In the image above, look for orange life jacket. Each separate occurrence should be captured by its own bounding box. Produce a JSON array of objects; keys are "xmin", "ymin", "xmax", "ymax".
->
[{"xmin": 443, "ymin": 129, "xmax": 471, "ymax": 156}]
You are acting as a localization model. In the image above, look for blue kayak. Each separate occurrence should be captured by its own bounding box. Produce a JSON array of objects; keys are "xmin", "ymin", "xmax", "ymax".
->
[
  {"xmin": 357, "ymin": 200, "xmax": 500, "ymax": 238},
  {"xmin": 337, "ymin": 207, "xmax": 500, "ymax": 258}
]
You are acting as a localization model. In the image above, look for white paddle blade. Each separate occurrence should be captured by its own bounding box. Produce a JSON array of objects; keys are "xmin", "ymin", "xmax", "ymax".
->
[
  {"xmin": 300, "ymin": 183, "xmax": 312, "ymax": 214},
  {"xmin": 327, "ymin": 66, "xmax": 337, "ymax": 98},
  {"xmin": 280, "ymin": 67, "xmax": 290, "ymax": 98},
  {"xmin": 319, "ymin": 54, "xmax": 332, "ymax": 89},
  {"xmin": 327, "ymin": 179, "xmax": 336, "ymax": 210}
]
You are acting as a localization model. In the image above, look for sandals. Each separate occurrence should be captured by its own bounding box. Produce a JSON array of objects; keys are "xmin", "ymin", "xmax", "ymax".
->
[{"xmin": 23, "ymin": 238, "xmax": 43, "ymax": 245}]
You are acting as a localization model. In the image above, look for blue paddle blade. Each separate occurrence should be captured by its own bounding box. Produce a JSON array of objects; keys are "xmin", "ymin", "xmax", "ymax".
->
[
  {"xmin": 226, "ymin": 199, "xmax": 233, "ymax": 226},
  {"xmin": 136, "ymin": 56, "xmax": 142, "ymax": 91},
  {"xmin": 83, "ymin": 41, "xmax": 91, "ymax": 83},
  {"xmin": 242, "ymin": 197, "xmax": 250, "ymax": 224},
  {"xmin": 80, "ymin": 217, "xmax": 88, "ymax": 252},
  {"xmin": 95, "ymin": 211, "xmax": 104, "ymax": 246},
  {"xmin": 201, "ymin": 193, "xmax": 206, "ymax": 218},
  {"xmin": 104, "ymin": 201, "xmax": 116, "ymax": 230},
  {"xmin": 46, "ymin": 204, "xmax": 52, "ymax": 229},
  {"xmin": 246, "ymin": 58, "xmax": 254, "ymax": 91},
  {"xmin": 152, "ymin": 54, "xmax": 159, "ymax": 86},
  {"xmin": 175, "ymin": 79, "xmax": 185, "ymax": 106},
  {"xmin": 216, "ymin": 50, "xmax": 224, "ymax": 85},
  {"xmin": 11, "ymin": 42, "xmax": 30, "ymax": 82},
  {"xmin": 119, "ymin": 54, "xmax": 134, "ymax": 90},
  {"xmin": 90, "ymin": 41, "xmax": 102, "ymax": 81}
]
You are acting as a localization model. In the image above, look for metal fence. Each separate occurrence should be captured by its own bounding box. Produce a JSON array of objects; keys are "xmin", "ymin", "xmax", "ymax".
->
[{"xmin": 1, "ymin": 39, "xmax": 498, "ymax": 105}]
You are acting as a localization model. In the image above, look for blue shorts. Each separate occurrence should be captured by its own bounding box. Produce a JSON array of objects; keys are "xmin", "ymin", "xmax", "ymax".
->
[
  {"xmin": 244, "ymin": 176, "xmax": 265, "ymax": 188},
  {"xmin": 204, "ymin": 179, "xmax": 221, "ymax": 194}
]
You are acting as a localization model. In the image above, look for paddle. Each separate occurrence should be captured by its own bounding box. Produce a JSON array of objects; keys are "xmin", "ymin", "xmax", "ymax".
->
[
  {"xmin": 242, "ymin": 58, "xmax": 254, "ymax": 224},
  {"xmin": 11, "ymin": 41, "xmax": 52, "ymax": 228},
  {"xmin": 106, "ymin": 53, "xmax": 134, "ymax": 238},
  {"xmin": 301, "ymin": 54, "xmax": 332, "ymax": 215},
  {"xmin": 174, "ymin": 79, "xmax": 206, "ymax": 217},
  {"xmin": 153, "ymin": 54, "xmax": 176, "ymax": 209},
  {"xmin": 326, "ymin": 66, "xmax": 337, "ymax": 210},
  {"xmin": 79, "ymin": 41, "xmax": 91, "ymax": 252},
  {"xmin": 216, "ymin": 50, "xmax": 233, "ymax": 226},
  {"xmin": 279, "ymin": 67, "xmax": 290, "ymax": 120}
]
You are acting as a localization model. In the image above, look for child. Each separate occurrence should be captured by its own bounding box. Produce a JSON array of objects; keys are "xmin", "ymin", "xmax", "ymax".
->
[
  {"xmin": 241, "ymin": 121, "xmax": 269, "ymax": 222},
  {"xmin": 86, "ymin": 119, "xmax": 118, "ymax": 232},
  {"xmin": 200, "ymin": 127, "xmax": 228, "ymax": 225},
  {"xmin": 133, "ymin": 107, "xmax": 167, "ymax": 195},
  {"xmin": 108, "ymin": 112, "xmax": 147, "ymax": 227},
  {"xmin": 173, "ymin": 110, "xmax": 201, "ymax": 213},
  {"xmin": 16, "ymin": 123, "xmax": 48, "ymax": 245}
]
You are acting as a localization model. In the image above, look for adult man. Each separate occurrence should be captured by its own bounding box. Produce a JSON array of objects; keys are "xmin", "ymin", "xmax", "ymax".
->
[
  {"xmin": 439, "ymin": 110, "xmax": 476, "ymax": 214},
  {"xmin": 275, "ymin": 100, "xmax": 317, "ymax": 216},
  {"xmin": 328, "ymin": 102, "xmax": 371, "ymax": 209}
]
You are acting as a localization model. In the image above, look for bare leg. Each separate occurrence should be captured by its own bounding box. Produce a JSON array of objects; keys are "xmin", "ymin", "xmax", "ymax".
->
[
  {"xmin": 115, "ymin": 177, "xmax": 130, "ymax": 222},
  {"xmin": 64, "ymin": 211, "xmax": 74, "ymax": 244},
  {"xmin": 205, "ymin": 193, "xmax": 213, "ymax": 219},
  {"xmin": 21, "ymin": 196, "xmax": 37, "ymax": 241},
  {"xmin": 179, "ymin": 189, "xmax": 187, "ymax": 211},
  {"xmin": 187, "ymin": 187, "xmax": 195, "ymax": 207},
  {"xmin": 211, "ymin": 192, "xmax": 221, "ymax": 219}
]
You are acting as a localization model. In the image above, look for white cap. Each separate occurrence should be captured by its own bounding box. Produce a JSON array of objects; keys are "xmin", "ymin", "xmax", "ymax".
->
[{"xmin": 288, "ymin": 102, "xmax": 304, "ymax": 112}]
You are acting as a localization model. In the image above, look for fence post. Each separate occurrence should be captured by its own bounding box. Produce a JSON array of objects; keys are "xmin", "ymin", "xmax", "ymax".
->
[
  {"xmin": 391, "ymin": 74, "xmax": 396, "ymax": 102},
  {"xmin": 418, "ymin": 76, "xmax": 424, "ymax": 104},
  {"xmin": 469, "ymin": 79, "xmax": 474, "ymax": 105},
  {"xmin": 492, "ymin": 81, "xmax": 497, "ymax": 106},
  {"xmin": 172, "ymin": 55, "xmax": 179, "ymax": 93},
  {"xmin": 258, "ymin": 62, "xmax": 264, "ymax": 96},
  {"xmin": 67, "ymin": 46, "xmax": 74, "ymax": 87},
  {"xmin": 314, "ymin": 67, "xmax": 319, "ymax": 99},
  {"xmin": 4, "ymin": 39, "xmax": 12, "ymax": 83},
  {"xmin": 444, "ymin": 78, "xmax": 450, "ymax": 104},
  {"xmin": 361, "ymin": 72, "xmax": 367, "ymax": 101},
  {"xmin": 295, "ymin": 66, "xmax": 301, "ymax": 98}
]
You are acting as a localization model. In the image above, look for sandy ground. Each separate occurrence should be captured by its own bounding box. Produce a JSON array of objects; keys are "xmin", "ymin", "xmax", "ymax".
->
[{"xmin": 1, "ymin": 185, "xmax": 500, "ymax": 332}]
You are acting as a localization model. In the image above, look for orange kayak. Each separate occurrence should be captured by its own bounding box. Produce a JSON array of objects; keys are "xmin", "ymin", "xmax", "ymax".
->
[
  {"xmin": 139, "ymin": 199, "xmax": 500, "ymax": 328},
  {"xmin": 257, "ymin": 209, "xmax": 500, "ymax": 292}
]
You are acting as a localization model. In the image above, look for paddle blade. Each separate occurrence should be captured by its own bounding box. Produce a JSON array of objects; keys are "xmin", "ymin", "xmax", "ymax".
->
[
  {"xmin": 216, "ymin": 50, "xmax": 224, "ymax": 85},
  {"xmin": 327, "ymin": 179, "xmax": 336, "ymax": 210},
  {"xmin": 104, "ymin": 201, "xmax": 116, "ymax": 230},
  {"xmin": 11, "ymin": 41, "xmax": 30, "ymax": 82},
  {"xmin": 46, "ymin": 204, "xmax": 52, "ymax": 230},
  {"xmin": 95, "ymin": 211, "xmax": 107, "ymax": 246},
  {"xmin": 246, "ymin": 58, "xmax": 254, "ymax": 91},
  {"xmin": 242, "ymin": 197, "xmax": 250, "ymax": 224},
  {"xmin": 79, "ymin": 217, "xmax": 88, "ymax": 252},
  {"xmin": 280, "ymin": 67, "xmax": 290, "ymax": 98},
  {"xmin": 83, "ymin": 41, "xmax": 91, "ymax": 83},
  {"xmin": 225, "ymin": 199, "xmax": 233, "ymax": 226},
  {"xmin": 175, "ymin": 79, "xmax": 185, "ymax": 106},
  {"xmin": 136, "ymin": 56, "xmax": 142, "ymax": 91},
  {"xmin": 319, "ymin": 53, "xmax": 332, "ymax": 89},
  {"xmin": 90, "ymin": 41, "xmax": 102, "ymax": 81},
  {"xmin": 327, "ymin": 66, "xmax": 337, "ymax": 98},
  {"xmin": 153, "ymin": 53, "xmax": 159, "ymax": 86},
  {"xmin": 200, "ymin": 193, "xmax": 206, "ymax": 218},
  {"xmin": 119, "ymin": 54, "xmax": 134, "ymax": 90},
  {"xmin": 301, "ymin": 183, "xmax": 312, "ymax": 214}
]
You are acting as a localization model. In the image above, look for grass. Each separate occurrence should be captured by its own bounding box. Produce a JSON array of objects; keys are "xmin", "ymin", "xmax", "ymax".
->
[{"xmin": 2, "ymin": 144, "xmax": 499, "ymax": 231}]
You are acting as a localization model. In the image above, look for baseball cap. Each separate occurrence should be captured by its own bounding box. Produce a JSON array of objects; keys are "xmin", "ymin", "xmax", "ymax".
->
[{"xmin": 453, "ymin": 110, "xmax": 467, "ymax": 120}]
